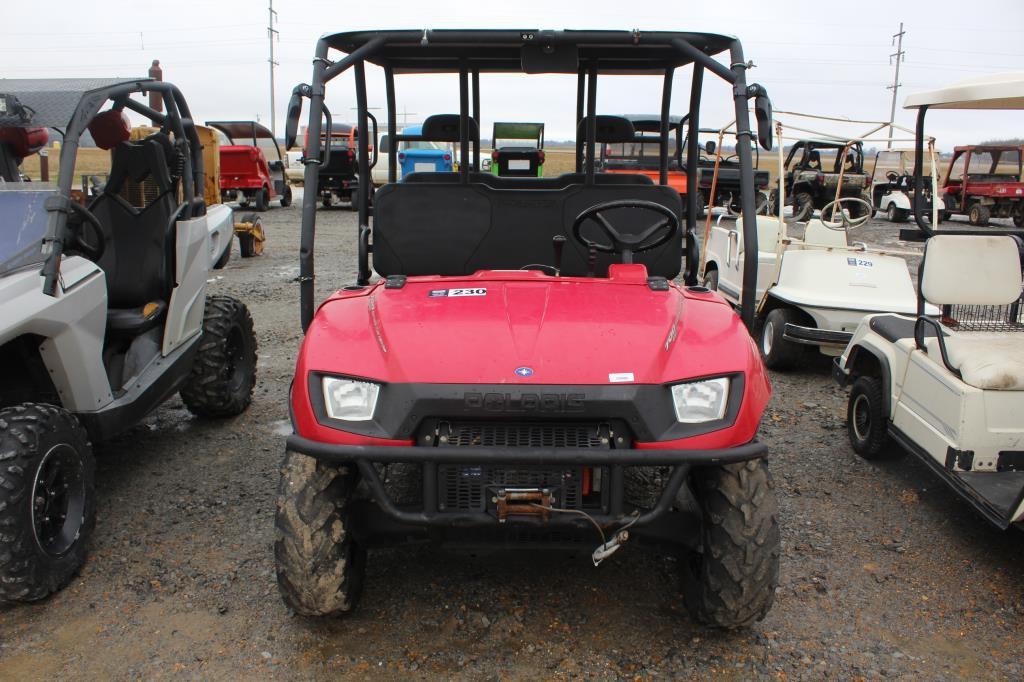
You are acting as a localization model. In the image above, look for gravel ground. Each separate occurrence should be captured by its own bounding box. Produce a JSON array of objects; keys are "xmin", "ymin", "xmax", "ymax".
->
[{"xmin": 2, "ymin": 192, "xmax": 1022, "ymax": 679}]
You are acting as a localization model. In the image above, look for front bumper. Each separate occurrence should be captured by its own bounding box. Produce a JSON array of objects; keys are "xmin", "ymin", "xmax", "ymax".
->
[
  {"xmin": 784, "ymin": 323, "xmax": 853, "ymax": 347},
  {"xmin": 286, "ymin": 434, "xmax": 766, "ymax": 545}
]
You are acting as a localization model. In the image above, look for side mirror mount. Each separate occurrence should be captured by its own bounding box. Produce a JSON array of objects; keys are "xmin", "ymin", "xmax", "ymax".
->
[
  {"xmin": 284, "ymin": 86, "xmax": 306, "ymax": 150},
  {"xmin": 751, "ymin": 86, "xmax": 773, "ymax": 151},
  {"xmin": 704, "ymin": 140, "xmax": 716, "ymax": 156}
]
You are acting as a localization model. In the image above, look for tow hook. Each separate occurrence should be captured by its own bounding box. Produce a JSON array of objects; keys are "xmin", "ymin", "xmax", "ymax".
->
[{"xmin": 591, "ymin": 530, "xmax": 630, "ymax": 566}]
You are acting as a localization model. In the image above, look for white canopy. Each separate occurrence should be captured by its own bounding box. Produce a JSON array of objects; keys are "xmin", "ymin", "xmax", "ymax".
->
[{"xmin": 904, "ymin": 72, "xmax": 1024, "ymax": 110}]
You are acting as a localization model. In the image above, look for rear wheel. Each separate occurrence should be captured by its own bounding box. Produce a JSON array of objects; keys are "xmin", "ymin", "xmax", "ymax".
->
[
  {"xmin": 1013, "ymin": 205, "xmax": 1023, "ymax": 227},
  {"xmin": 237, "ymin": 215, "xmax": 265, "ymax": 258},
  {"xmin": 279, "ymin": 185, "xmax": 292, "ymax": 208},
  {"xmin": 254, "ymin": 187, "xmax": 269, "ymax": 212},
  {"xmin": 792, "ymin": 191, "xmax": 814, "ymax": 222},
  {"xmin": 968, "ymin": 203, "xmax": 990, "ymax": 226},
  {"xmin": 275, "ymin": 451, "xmax": 366, "ymax": 617},
  {"xmin": 759, "ymin": 308, "xmax": 803, "ymax": 370},
  {"xmin": 180, "ymin": 296, "xmax": 257, "ymax": 418},
  {"xmin": 702, "ymin": 267, "xmax": 719, "ymax": 291},
  {"xmin": 683, "ymin": 459, "xmax": 780, "ymax": 628},
  {"xmin": 847, "ymin": 376, "xmax": 899, "ymax": 460},
  {"xmin": 0, "ymin": 403, "xmax": 95, "ymax": 603}
]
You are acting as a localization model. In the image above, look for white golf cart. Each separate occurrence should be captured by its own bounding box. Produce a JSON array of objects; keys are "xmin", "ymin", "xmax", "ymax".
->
[
  {"xmin": 702, "ymin": 114, "xmax": 938, "ymax": 369},
  {"xmin": 869, "ymin": 147, "xmax": 944, "ymax": 224},
  {"xmin": 835, "ymin": 73, "xmax": 1024, "ymax": 529}
]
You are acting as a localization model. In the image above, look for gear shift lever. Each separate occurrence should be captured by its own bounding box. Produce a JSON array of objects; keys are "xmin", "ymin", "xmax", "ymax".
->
[{"xmin": 552, "ymin": 235, "xmax": 566, "ymax": 276}]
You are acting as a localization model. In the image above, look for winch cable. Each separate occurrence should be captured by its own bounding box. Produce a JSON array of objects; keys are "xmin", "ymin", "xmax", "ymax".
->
[{"xmin": 530, "ymin": 504, "xmax": 643, "ymax": 566}]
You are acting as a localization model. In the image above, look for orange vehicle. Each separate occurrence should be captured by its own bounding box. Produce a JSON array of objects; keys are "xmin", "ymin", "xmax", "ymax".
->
[{"xmin": 599, "ymin": 114, "xmax": 688, "ymax": 194}]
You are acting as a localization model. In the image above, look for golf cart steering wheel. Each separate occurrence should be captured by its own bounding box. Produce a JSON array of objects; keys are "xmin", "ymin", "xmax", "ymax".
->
[
  {"xmin": 66, "ymin": 201, "xmax": 108, "ymax": 261},
  {"xmin": 885, "ymin": 171, "xmax": 899, "ymax": 183},
  {"xmin": 572, "ymin": 200, "xmax": 679, "ymax": 264},
  {"xmin": 819, "ymin": 197, "xmax": 872, "ymax": 231}
]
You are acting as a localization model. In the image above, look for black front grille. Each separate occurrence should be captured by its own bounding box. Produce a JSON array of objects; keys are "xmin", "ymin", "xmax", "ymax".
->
[{"xmin": 440, "ymin": 422, "xmax": 609, "ymax": 449}]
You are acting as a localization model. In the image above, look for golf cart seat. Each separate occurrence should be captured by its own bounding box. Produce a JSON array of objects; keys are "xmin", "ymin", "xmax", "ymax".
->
[
  {"xmin": 919, "ymin": 235, "xmax": 1024, "ymax": 390},
  {"xmin": 88, "ymin": 131, "xmax": 180, "ymax": 335},
  {"xmin": 804, "ymin": 219, "xmax": 848, "ymax": 248}
]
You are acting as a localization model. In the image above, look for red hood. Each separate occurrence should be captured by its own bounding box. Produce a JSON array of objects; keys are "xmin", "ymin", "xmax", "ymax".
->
[{"xmin": 299, "ymin": 268, "xmax": 761, "ymax": 386}]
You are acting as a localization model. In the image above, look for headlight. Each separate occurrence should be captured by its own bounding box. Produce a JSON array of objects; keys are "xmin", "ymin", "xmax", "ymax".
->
[
  {"xmin": 322, "ymin": 376, "xmax": 380, "ymax": 421},
  {"xmin": 671, "ymin": 377, "xmax": 730, "ymax": 423}
]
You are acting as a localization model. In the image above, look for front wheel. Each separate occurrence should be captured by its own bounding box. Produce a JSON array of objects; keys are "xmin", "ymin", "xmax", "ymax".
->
[
  {"xmin": 759, "ymin": 308, "xmax": 803, "ymax": 370},
  {"xmin": 702, "ymin": 268, "xmax": 719, "ymax": 291},
  {"xmin": 0, "ymin": 403, "xmax": 96, "ymax": 603},
  {"xmin": 180, "ymin": 296, "xmax": 258, "ymax": 418},
  {"xmin": 683, "ymin": 459, "xmax": 780, "ymax": 628},
  {"xmin": 1013, "ymin": 206, "xmax": 1023, "ymax": 228},
  {"xmin": 847, "ymin": 376, "xmax": 899, "ymax": 460},
  {"xmin": 968, "ymin": 203, "xmax": 990, "ymax": 226},
  {"xmin": 275, "ymin": 451, "xmax": 366, "ymax": 616},
  {"xmin": 254, "ymin": 187, "xmax": 269, "ymax": 212},
  {"xmin": 886, "ymin": 202, "xmax": 908, "ymax": 223},
  {"xmin": 279, "ymin": 185, "xmax": 292, "ymax": 208},
  {"xmin": 792, "ymin": 191, "xmax": 814, "ymax": 222}
]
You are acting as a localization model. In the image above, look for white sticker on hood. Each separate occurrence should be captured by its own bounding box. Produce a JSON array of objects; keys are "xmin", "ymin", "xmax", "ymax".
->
[
  {"xmin": 428, "ymin": 287, "xmax": 487, "ymax": 297},
  {"xmin": 608, "ymin": 372, "xmax": 635, "ymax": 383}
]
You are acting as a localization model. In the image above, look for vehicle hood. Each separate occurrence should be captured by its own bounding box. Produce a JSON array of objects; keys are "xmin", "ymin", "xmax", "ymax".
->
[{"xmin": 300, "ymin": 272, "xmax": 757, "ymax": 386}]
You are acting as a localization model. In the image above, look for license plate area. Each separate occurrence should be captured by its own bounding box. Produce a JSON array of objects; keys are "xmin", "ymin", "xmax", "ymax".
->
[{"xmin": 508, "ymin": 159, "xmax": 531, "ymax": 171}]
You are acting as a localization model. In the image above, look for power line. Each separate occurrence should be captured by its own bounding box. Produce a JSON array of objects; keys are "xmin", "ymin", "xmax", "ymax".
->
[{"xmin": 887, "ymin": 22, "xmax": 906, "ymax": 150}]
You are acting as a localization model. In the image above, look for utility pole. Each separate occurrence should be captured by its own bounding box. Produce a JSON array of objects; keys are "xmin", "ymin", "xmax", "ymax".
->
[
  {"xmin": 267, "ymin": 0, "xmax": 279, "ymax": 137},
  {"xmin": 886, "ymin": 22, "xmax": 906, "ymax": 149}
]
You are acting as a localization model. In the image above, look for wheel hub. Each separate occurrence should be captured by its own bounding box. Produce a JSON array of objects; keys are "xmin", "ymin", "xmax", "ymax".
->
[
  {"xmin": 762, "ymin": 320, "xmax": 774, "ymax": 356},
  {"xmin": 852, "ymin": 394, "xmax": 871, "ymax": 442},
  {"xmin": 31, "ymin": 444, "xmax": 86, "ymax": 557}
]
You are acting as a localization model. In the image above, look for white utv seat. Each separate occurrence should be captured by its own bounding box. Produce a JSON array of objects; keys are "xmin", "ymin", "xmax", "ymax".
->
[{"xmin": 919, "ymin": 235, "xmax": 1024, "ymax": 390}]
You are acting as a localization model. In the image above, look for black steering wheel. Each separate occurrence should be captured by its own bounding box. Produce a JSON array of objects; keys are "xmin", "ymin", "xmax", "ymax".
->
[
  {"xmin": 885, "ymin": 171, "xmax": 899, "ymax": 183},
  {"xmin": 66, "ymin": 201, "xmax": 108, "ymax": 261},
  {"xmin": 572, "ymin": 199, "xmax": 679, "ymax": 265}
]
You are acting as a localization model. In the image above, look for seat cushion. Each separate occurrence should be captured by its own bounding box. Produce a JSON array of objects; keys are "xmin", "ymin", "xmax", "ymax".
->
[
  {"xmin": 926, "ymin": 333, "xmax": 1024, "ymax": 390},
  {"xmin": 107, "ymin": 300, "xmax": 167, "ymax": 336}
]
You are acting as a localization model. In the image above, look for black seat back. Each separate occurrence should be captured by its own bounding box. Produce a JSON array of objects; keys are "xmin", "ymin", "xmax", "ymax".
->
[
  {"xmin": 372, "ymin": 180, "xmax": 682, "ymax": 278},
  {"xmin": 89, "ymin": 134, "xmax": 179, "ymax": 308}
]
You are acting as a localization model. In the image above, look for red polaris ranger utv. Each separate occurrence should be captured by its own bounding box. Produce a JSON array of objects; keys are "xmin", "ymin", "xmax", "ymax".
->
[{"xmin": 279, "ymin": 29, "xmax": 779, "ymax": 628}]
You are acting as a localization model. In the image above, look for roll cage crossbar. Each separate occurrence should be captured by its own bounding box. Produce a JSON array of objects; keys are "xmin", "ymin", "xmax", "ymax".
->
[
  {"xmin": 288, "ymin": 30, "xmax": 772, "ymax": 332},
  {"xmin": 37, "ymin": 80, "xmax": 205, "ymax": 297}
]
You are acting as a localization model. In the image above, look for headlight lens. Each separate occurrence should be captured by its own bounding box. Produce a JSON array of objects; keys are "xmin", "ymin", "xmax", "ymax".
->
[
  {"xmin": 322, "ymin": 376, "xmax": 380, "ymax": 421},
  {"xmin": 670, "ymin": 377, "xmax": 730, "ymax": 423}
]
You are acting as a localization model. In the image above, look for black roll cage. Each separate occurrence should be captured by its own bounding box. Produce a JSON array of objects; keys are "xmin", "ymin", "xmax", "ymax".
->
[
  {"xmin": 292, "ymin": 30, "xmax": 769, "ymax": 333},
  {"xmin": 36, "ymin": 80, "xmax": 206, "ymax": 297}
]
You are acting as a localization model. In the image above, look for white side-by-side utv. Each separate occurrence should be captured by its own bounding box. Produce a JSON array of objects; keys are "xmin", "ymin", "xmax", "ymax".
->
[
  {"xmin": 835, "ymin": 72, "xmax": 1024, "ymax": 529},
  {"xmin": 0, "ymin": 78, "xmax": 258, "ymax": 603},
  {"xmin": 701, "ymin": 116, "xmax": 938, "ymax": 369}
]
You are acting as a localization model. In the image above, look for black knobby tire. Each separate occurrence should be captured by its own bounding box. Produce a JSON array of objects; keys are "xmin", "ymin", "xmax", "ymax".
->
[
  {"xmin": 702, "ymin": 268, "xmax": 719, "ymax": 291},
  {"xmin": 180, "ymin": 296, "xmax": 257, "ymax": 418},
  {"xmin": 0, "ymin": 403, "xmax": 96, "ymax": 603},
  {"xmin": 254, "ymin": 187, "xmax": 270, "ymax": 212},
  {"xmin": 683, "ymin": 459, "xmax": 780, "ymax": 628},
  {"xmin": 847, "ymin": 376, "xmax": 898, "ymax": 460},
  {"xmin": 968, "ymin": 203, "xmax": 990, "ymax": 226},
  {"xmin": 695, "ymin": 190, "xmax": 707, "ymax": 220},
  {"xmin": 279, "ymin": 185, "xmax": 292, "ymax": 208},
  {"xmin": 792, "ymin": 191, "xmax": 814, "ymax": 222},
  {"xmin": 275, "ymin": 451, "xmax": 366, "ymax": 616},
  {"xmin": 213, "ymin": 242, "xmax": 231, "ymax": 270},
  {"xmin": 759, "ymin": 308, "xmax": 803, "ymax": 370}
]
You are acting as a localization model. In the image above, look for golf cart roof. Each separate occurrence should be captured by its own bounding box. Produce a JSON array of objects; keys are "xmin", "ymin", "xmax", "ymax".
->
[
  {"xmin": 0, "ymin": 77, "xmax": 151, "ymax": 128},
  {"xmin": 492, "ymin": 122, "xmax": 544, "ymax": 139},
  {"xmin": 904, "ymin": 72, "xmax": 1024, "ymax": 110},
  {"xmin": 206, "ymin": 120, "xmax": 277, "ymax": 142},
  {"xmin": 322, "ymin": 29, "xmax": 736, "ymax": 74},
  {"xmin": 622, "ymin": 114, "xmax": 686, "ymax": 132}
]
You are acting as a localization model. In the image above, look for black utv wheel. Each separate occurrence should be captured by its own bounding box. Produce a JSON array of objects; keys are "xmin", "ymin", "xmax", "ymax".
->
[
  {"xmin": 792, "ymin": 191, "xmax": 814, "ymax": 222},
  {"xmin": 279, "ymin": 185, "xmax": 292, "ymax": 208},
  {"xmin": 968, "ymin": 203, "xmax": 990, "ymax": 226},
  {"xmin": 254, "ymin": 187, "xmax": 270, "ymax": 212},
  {"xmin": 759, "ymin": 308, "xmax": 803, "ymax": 370},
  {"xmin": 275, "ymin": 451, "xmax": 366, "ymax": 616},
  {"xmin": 0, "ymin": 403, "xmax": 96, "ymax": 603},
  {"xmin": 683, "ymin": 459, "xmax": 780, "ymax": 628},
  {"xmin": 180, "ymin": 296, "xmax": 257, "ymax": 418},
  {"xmin": 213, "ymin": 243, "xmax": 231, "ymax": 269},
  {"xmin": 847, "ymin": 376, "xmax": 899, "ymax": 460}
]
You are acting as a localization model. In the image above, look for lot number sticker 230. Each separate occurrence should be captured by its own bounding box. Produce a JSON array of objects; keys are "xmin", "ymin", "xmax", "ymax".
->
[{"xmin": 428, "ymin": 288, "xmax": 487, "ymax": 297}]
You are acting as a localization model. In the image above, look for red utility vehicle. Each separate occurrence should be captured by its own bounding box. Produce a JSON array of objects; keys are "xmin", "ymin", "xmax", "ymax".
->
[
  {"xmin": 599, "ymin": 114, "xmax": 689, "ymax": 194},
  {"xmin": 278, "ymin": 29, "xmax": 779, "ymax": 629},
  {"xmin": 940, "ymin": 144, "xmax": 1024, "ymax": 226},
  {"xmin": 207, "ymin": 120, "xmax": 292, "ymax": 211}
]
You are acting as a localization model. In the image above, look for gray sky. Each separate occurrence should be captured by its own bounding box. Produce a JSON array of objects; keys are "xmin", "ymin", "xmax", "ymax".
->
[{"xmin": 5, "ymin": 0, "xmax": 1023, "ymax": 150}]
